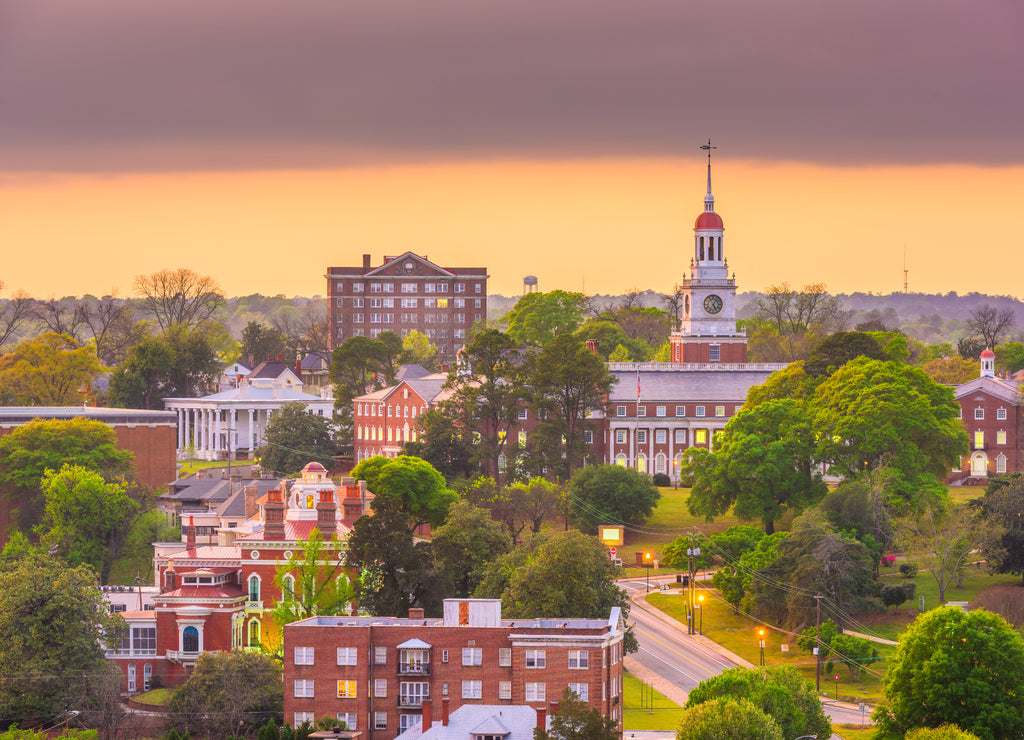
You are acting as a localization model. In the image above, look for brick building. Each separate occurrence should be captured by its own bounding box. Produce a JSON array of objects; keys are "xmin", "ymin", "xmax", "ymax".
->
[
  {"xmin": 283, "ymin": 598, "xmax": 625, "ymax": 739},
  {"xmin": 955, "ymin": 349, "xmax": 1023, "ymax": 479},
  {"xmin": 354, "ymin": 370, "xmax": 450, "ymax": 462},
  {"xmin": 327, "ymin": 253, "xmax": 488, "ymax": 361}
]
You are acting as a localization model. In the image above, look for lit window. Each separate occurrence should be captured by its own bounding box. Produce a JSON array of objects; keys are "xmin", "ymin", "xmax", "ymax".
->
[
  {"xmin": 695, "ymin": 429, "xmax": 707, "ymax": 444},
  {"xmin": 974, "ymin": 431, "xmax": 984, "ymax": 449},
  {"xmin": 997, "ymin": 431, "xmax": 1007, "ymax": 445},
  {"xmin": 337, "ymin": 680, "xmax": 358, "ymax": 698},
  {"xmin": 715, "ymin": 406, "xmax": 725, "ymax": 417}
]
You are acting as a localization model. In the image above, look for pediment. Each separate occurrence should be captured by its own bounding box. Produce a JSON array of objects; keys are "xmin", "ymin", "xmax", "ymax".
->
[{"xmin": 366, "ymin": 252, "xmax": 456, "ymax": 278}]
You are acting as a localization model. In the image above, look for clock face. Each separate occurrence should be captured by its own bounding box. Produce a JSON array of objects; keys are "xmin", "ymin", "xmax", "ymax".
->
[{"xmin": 703, "ymin": 294, "xmax": 723, "ymax": 315}]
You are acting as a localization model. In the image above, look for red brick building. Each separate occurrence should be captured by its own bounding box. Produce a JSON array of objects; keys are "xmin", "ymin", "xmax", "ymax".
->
[
  {"xmin": 327, "ymin": 253, "xmax": 488, "ymax": 362},
  {"xmin": 955, "ymin": 349, "xmax": 1023, "ymax": 479},
  {"xmin": 354, "ymin": 370, "xmax": 450, "ymax": 462},
  {"xmin": 283, "ymin": 598, "xmax": 625, "ymax": 738}
]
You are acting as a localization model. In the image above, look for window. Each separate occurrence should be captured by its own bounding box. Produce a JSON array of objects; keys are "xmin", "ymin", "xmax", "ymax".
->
[
  {"xmin": 638, "ymin": 405, "xmax": 647, "ymax": 417},
  {"xmin": 975, "ymin": 408, "xmax": 985, "ymax": 420},
  {"xmin": 399, "ymin": 715, "xmax": 420, "ymax": 733},
  {"xmin": 518, "ymin": 408, "xmax": 529, "ymax": 420},
  {"xmin": 462, "ymin": 647, "xmax": 482, "ymax": 666},
  {"xmin": 372, "ymin": 678, "xmax": 387, "ymax": 697},
  {"xmin": 583, "ymin": 430, "xmax": 594, "ymax": 444},
  {"xmin": 247, "ymin": 620, "xmax": 260, "ymax": 648},
  {"xmin": 462, "ymin": 680, "xmax": 482, "ymax": 699},
  {"xmin": 998, "ymin": 431, "xmax": 1007, "ymax": 445},
  {"xmin": 568, "ymin": 683, "xmax": 589, "ymax": 701},
  {"xmin": 442, "ymin": 649, "xmax": 449, "ymax": 663},
  {"xmin": 383, "ymin": 283, "xmax": 394, "ymax": 293},
  {"xmin": 337, "ymin": 680, "xmax": 358, "ymax": 698},
  {"xmin": 637, "ymin": 430, "xmax": 647, "ymax": 444},
  {"xmin": 374, "ymin": 712, "xmax": 387, "ymax": 730},
  {"xmin": 499, "ymin": 648, "xmax": 511, "ymax": 666},
  {"xmin": 715, "ymin": 406, "xmax": 726, "ymax": 417},
  {"xmin": 695, "ymin": 405, "xmax": 706, "ymax": 417},
  {"xmin": 294, "ymin": 712, "xmax": 315, "ymax": 726},
  {"xmin": 248, "ymin": 575, "xmax": 260, "ymax": 602},
  {"xmin": 132, "ymin": 627, "xmax": 156, "ymax": 655},
  {"xmin": 525, "ymin": 650, "xmax": 546, "ymax": 668},
  {"xmin": 437, "ymin": 298, "xmax": 448, "ymax": 308},
  {"xmin": 674, "ymin": 429, "xmax": 687, "ymax": 444},
  {"xmin": 675, "ymin": 405, "xmax": 685, "ymax": 416},
  {"xmin": 656, "ymin": 405, "xmax": 666, "ymax": 417},
  {"xmin": 998, "ymin": 408, "xmax": 1008, "ymax": 420},
  {"xmin": 499, "ymin": 681, "xmax": 512, "ymax": 700},
  {"xmin": 182, "ymin": 626, "xmax": 199, "ymax": 652},
  {"xmin": 425, "ymin": 283, "xmax": 436, "ymax": 293},
  {"xmin": 998, "ymin": 453, "xmax": 1008, "ymax": 474},
  {"xmin": 337, "ymin": 647, "xmax": 357, "ymax": 665},
  {"xmin": 352, "ymin": 283, "xmax": 364, "ymax": 293},
  {"xmin": 695, "ymin": 429, "xmax": 707, "ymax": 444},
  {"xmin": 295, "ymin": 647, "xmax": 314, "ymax": 665},
  {"xmin": 401, "ymin": 682, "xmax": 429, "ymax": 706},
  {"xmin": 336, "ymin": 713, "xmax": 357, "ymax": 731},
  {"xmin": 525, "ymin": 682, "xmax": 546, "ymax": 702},
  {"xmin": 370, "ymin": 298, "xmax": 382, "ymax": 308},
  {"xmin": 402, "ymin": 283, "xmax": 417, "ymax": 293},
  {"xmin": 335, "ymin": 282, "xmax": 344, "ymax": 293},
  {"xmin": 617, "ymin": 405, "xmax": 627, "ymax": 417},
  {"xmin": 352, "ymin": 313, "xmax": 364, "ymax": 323},
  {"xmin": 974, "ymin": 431, "xmax": 984, "ymax": 449},
  {"xmin": 455, "ymin": 282, "xmax": 465, "ymax": 293},
  {"xmin": 518, "ymin": 430, "xmax": 527, "ymax": 446},
  {"xmin": 294, "ymin": 679, "xmax": 314, "ymax": 698},
  {"xmin": 615, "ymin": 429, "xmax": 627, "ymax": 444},
  {"xmin": 568, "ymin": 650, "xmax": 589, "ymax": 669},
  {"xmin": 498, "ymin": 454, "xmax": 507, "ymax": 473},
  {"xmin": 655, "ymin": 429, "xmax": 666, "ymax": 444},
  {"xmin": 709, "ymin": 344, "xmax": 721, "ymax": 362}
]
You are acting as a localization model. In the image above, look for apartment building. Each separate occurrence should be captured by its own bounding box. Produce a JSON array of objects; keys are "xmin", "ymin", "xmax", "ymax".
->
[{"xmin": 283, "ymin": 599, "xmax": 625, "ymax": 739}]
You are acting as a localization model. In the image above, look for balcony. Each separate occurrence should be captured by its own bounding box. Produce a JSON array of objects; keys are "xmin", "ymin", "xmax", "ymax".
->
[
  {"xmin": 167, "ymin": 650, "xmax": 201, "ymax": 665},
  {"xmin": 245, "ymin": 600, "xmax": 263, "ymax": 611},
  {"xmin": 398, "ymin": 695, "xmax": 428, "ymax": 708},
  {"xmin": 398, "ymin": 663, "xmax": 430, "ymax": 676}
]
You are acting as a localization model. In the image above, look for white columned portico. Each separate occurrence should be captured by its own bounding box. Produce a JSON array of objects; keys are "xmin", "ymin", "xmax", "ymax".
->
[
  {"xmin": 214, "ymin": 409, "xmax": 221, "ymax": 457},
  {"xmin": 248, "ymin": 408, "xmax": 255, "ymax": 452}
]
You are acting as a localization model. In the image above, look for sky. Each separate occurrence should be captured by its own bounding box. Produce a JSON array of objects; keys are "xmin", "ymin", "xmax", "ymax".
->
[{"xmin": 1, "ymin": 0, "xmax": 1023, "ymax": 301}]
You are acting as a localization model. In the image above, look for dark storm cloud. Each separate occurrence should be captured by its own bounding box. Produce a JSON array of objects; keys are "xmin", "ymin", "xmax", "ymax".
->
[{"xmin": 0, "ymin": 0, "xmax": 1021, "ymax": 171}]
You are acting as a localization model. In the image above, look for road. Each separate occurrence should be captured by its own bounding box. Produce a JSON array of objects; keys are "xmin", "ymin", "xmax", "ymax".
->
[{"xmin": 620, "ymin": 577, "xmax": 872, "ymax": 729}]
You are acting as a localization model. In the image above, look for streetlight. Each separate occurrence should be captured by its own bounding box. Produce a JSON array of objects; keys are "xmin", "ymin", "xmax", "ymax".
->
[
  {"xmin": 644, "ymin": 551, "xmax": 653, "ymax": 593},
  {"xmin": 834, "ymin": 674, "xmax": 840, "ymax": 700},
  {"xmin": 758, "ymin": 628, "xmax": 766, "ymax": 667},
  {"xmin": 697, "ymin": 594, "xmax": 704, "ymax": 635}
]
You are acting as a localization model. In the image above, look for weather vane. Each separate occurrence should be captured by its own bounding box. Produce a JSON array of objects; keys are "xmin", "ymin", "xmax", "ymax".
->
[{"xmin": 699, "ymin": 139, "xmax": 716, "ymax": 164}]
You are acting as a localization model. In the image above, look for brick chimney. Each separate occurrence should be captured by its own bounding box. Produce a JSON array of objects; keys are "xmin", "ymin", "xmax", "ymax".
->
[
  {"xmin": 186, "ymin": 515, "xmax": 196, "ymax": 550},
  {"xmin": 264, "ymin": 488, "xmax": 286, "ymax": 540},
  {"xmin": 585, "ymin": 338, "xmax": 599, "ymax": 355},
  {"xmin": 164, "ymin": 558, "xmax": 176, "ymax": 593},
  {"xmin": 442, "ymin": 698, "xmax": 450, "ymax": 726},
  {"xmin": 408, "ymin": 607, "xmax": 424, "ymax": 620},
  {"xmin": 244, "ymin": 485, "xmax": 259, "ymax": 519},
  {"xmin": 316, "ymin": 489, "xmax": 336, "ymax": 540},
  {"xmin": 342, "ymin": 482, "xmax": 364, "ymax": 522},
  {"xmin": 421, "ymin": 700, "xmax": 432, "ymax": 732},
  {"xmin": 536, "ymin": 706, "xmax": 547, "ymax": 732},
  {"xmin": 363, "ymin": 253, "xmax": 372, "ymax": 269}
]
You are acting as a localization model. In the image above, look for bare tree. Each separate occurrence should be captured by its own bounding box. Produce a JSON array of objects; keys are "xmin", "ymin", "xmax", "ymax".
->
[
  {"xmin": 134, "ymin": 268, "xmax": 224, "ymax": 331},
  {"xmin": 0, "ymin": 282, "xmax": 36, "ymax": 349},
  {"xmin": 274, "ymin": 300, "xmax": 330, "ymax": 360},
  {"xmin": 83, "ymin": 295, "xmax": 138, "ymax": 365},
  {"xmin": 35, "ymin": 297, "xmax": 91, "ymax": 345},
  {"xmin": 968, "ymin": 304, "xmax": 1016, "ymax": 349},
  {"xmin": 662, "ymin": 284, "xmax": 684, "ymax": 322},
  {"xmin": 896, "ymin": 504, "xmax": 981, "ymax": 603}
]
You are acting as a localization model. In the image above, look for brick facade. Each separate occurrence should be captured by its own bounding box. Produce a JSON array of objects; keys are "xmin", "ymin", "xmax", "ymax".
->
[
  {"xmin": 283, "ymin": 599, "xmax": 624, "ymax": 739},
  {"xmin": 955, "ymin": 354, "xmax": 1023, "ymax": 478}
]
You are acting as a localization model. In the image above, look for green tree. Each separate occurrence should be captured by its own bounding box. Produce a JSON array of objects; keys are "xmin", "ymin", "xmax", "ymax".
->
[
  {"xmin": 528, "ymin": 334, "xmax": 613, "ymax": 479},
  {"xmin": 106, "ymin": 333, "xmax": 176, "ymax": 409},
  {"xmin": 0, "ymin": 418, "xmax": 134, "ymax": 535},
  {"xmin": 403, "ymin": 408, "xmax": 475, "ymax": 479},
  {"xmin": 240, "ymin": 321, "xmax": 286, "ymax": 366},
  {"xmin": 895, "ymin": 503, "xmax": 981, "ymax": 603},
  {"xmin": 979, "ymin": 475, "xmax": 1024, "ymax": 584},
  {"xmin": 875, "ymin": 606, "xmax": 1024, "ymax": 740},
  {"xmin": 663, "ymin": 525, "xmax": 764, "ymax": 571},
  {"xmin": 0, "ymin": 555, "xmax": 126, "ymax": 724},
  {"xmin": 905, "ymin": 726, "xmax": 982, "ymax": 740},
  {"xmin": 271, "ymin": 527, "xmax": 357, "ymax": 630},
  {"xmin": 685, "ymin": 665, "xmax": 831, "ymax": 740},
  {"xmin": 398, "ymin": 329, "xmax": 439, "ymax": 371},
  {"xmin": 461, "ymin": 477, "xmax": 562, "ymax": 541},
  {"xmin": 812, "ymin": 358, "xmax": 967, "ymax": 508},
  {"xmin": 573, "ymin": 319, "xmax": 649, "ymax": 361},
  {"xmin": 567, "ymin": 464, "xmax": 660, "ymax": 533},
  {"xmin": 257, "ymin": 402, "xmax": 338, "ymax": 476},
  {"xmin": 534, "ymin": 686, "xmax": 619, "ymax": 740},
  {"xmin": 607, "ymin": 344, "xmax": 630, "ymax": 362},
  {"xmin": 328, "ymin": 335, "xmax": 390, "ymax": 450},
  {"xmin": 431, "ymin": 500, "xmax": 511, "ymax": 598},
  {"xmin": 443, "ymin": 329, "xmax": 527, "ymax": 479},
  {"xmin": 710, "ymin": 532, "xmax": 786, "ymax": 614},
  {"xmin": 921, "ymin": 356, "xmax": 979, "ymax": 384},
  {"xmin": 351, "ymin": 455, "xmax": 454, "ymax": 528},
  {"xmin": 169, "ymin": 651, "xmax": 283, "ymax": 739},
  {"xmin": 994, "ymin": 340, "xmax": 1024, "ymax": 374},
  {"xmin": 687, "ymin": 398, "xmax": 826, "ymax": 534},
  {"xmin": 0, "ymin": 333, "xmax": 104, "ymax": 406},
  {"xmin": 676, "ymin": 697, "xmax": 783, "ymax": 740},
  {"xmin": 805, "ymin": 330, "xmax": 886, "ymax": 376},
  {"xmin": 37, "ymin": 465, "xmax": 140, "ymax": 584},
  {"xmin": 504, "ymin": 290, "xmax": 588, "ymax": 346}
]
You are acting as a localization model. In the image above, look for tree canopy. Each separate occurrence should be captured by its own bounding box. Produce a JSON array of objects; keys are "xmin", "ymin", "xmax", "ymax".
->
[
  {"xmin": 351, "ymin": 455, "xmax": 454, "ymax": 528},
  {"xmin": 271, "ymin": 527, "xmax": 356, "ymax": 637},
  {"xmin": 676, "ymin": 697, "xmax": 784, "ymax": 740},
  {"xmin": 875, "ymin": 606, "xmax": 1024, "ymax": 740},
  {"xmin": 431, "ymin": 500, "xmax": 511, "ymax": 598},
  {"xmin": 0, "ymin": 333, "xmax": 103, "ymax": 406},
  {"xmin": 504, "ymin": 290, "xmax": 588, "ymax": 346},
  {"xmin": 567, "ymin": 464, "xmax": 660, "ymax": 533},
  {"xmin": 534, "ymin": 686, "xmax": 619, "ymax": 740},
  {"xmin": 134, "ymin": 267, "xmax": 224, "ymax": 331},
  {"xmin": 256, "ymin": 401, "xmax": 338, "ymax": 476}
]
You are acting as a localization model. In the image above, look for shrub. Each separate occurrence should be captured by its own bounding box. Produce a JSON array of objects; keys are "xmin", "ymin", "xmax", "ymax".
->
[
  {"xmin": 881, "ymin": 584, "xmax": 909, "ymax": 610},
  {"xmin": 652, "ymin": 473, "xmax": 671, "ymax": 487},
  {"xmin": 899, "ymin": 562, "xmax": 918, "ymax": 579}
]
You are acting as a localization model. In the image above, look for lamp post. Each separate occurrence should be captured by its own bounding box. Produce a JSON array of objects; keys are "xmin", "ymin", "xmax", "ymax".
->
[
  {"xmin": 644, "ymin": 551, "xmax": 652, "ymax": 593},
  {"xmin": 758, "ymin": 628, "xmax": 766, "ymax": 667},
  {"xmin": 697, "ymin": 594, "xmax": 704, "ymax": 635}
]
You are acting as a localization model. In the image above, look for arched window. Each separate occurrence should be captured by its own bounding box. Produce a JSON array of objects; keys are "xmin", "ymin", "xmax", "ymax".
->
[
  {"xmin": 636, "ymin": 454, "xmax": 647, "ymax": 473},
  {"xmin": 248, "ymin": 575, "xmax": 260, "ymax": 602},
  {"xmin": 615, "ymin": 453, "xmax": 627, "ymax": 467},
  {"xmin": 699, "ymin": 237, "xmax": 705, "ymax": 260},
  {"xmin": 182, "ymin": 626, "xmax": 199, "ymax": 653},
  {"xmin": 655, "ymin": 453, "xmax": 667, "ymax": 475},
  {"xmin": 498, "ymin": 454, "xmax": 507, "ymax": 473},
  {"xmin": 143, "ymin": 663, "xmax": 152, "ymax": 691},
  {"xmin": 248, "ymin": 620, "xmax": 261, "ymax": 648},
  {"xmin": 282, "ymin": 574, "xmax": 295, "ymax": 602},
  {"xmin": 718, "ymin": 237, "xmax": 722, "ymax": 260}
]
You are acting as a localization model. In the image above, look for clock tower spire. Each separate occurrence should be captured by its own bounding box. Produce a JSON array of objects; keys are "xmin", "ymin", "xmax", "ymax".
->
[{"xmin": 670, "ymin": 141, "xmax": 747, "ymax": 363}]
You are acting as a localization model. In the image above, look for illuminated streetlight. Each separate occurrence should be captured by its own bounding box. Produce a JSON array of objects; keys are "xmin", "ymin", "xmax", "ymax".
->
[
  {"xmin": 697, "ymin": 594, "xmax": 704, "ymax": 635},
  {"xmin": 758, "ymin": 628, "xmax": 766, "ymax": 667},
  {"xmin": 644, "ymin": 551, "xmax": 653, "ymax": 593}
]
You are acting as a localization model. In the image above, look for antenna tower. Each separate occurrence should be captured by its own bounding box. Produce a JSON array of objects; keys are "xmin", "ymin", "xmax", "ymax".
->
[{"xmin": 903, "ymin": 245, "xmax": 909, "ymax": 294}]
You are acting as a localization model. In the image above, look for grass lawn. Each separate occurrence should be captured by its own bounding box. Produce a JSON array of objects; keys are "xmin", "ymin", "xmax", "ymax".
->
[
  {"xmin": 132, "ymin": 688, "xmax": 174, "ymax": 705},
  {"xmin": 177, "ymin": 459, "xmax": 232, "ymax": 477},
  {"xmin": 622, "ymin": 670, "xmax": 685, "ymax": 732},
  {"xmin": 833, "ymin": 725, "xmax": 877, "ymax": 740}
]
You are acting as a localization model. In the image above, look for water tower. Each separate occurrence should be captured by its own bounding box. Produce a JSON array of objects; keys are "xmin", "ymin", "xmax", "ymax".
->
[{"xmin": 523, "ymin": 275, "xmax": 538, "ymax": 295}]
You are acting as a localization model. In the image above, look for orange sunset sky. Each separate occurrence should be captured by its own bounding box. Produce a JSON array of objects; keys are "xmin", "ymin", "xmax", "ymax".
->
[{"xmin": 2, "ymin": 1, "xmax": 1022, "ymax": 301}]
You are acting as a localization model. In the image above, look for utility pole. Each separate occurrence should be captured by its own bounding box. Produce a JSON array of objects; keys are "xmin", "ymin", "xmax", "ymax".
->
[
  {"xmin": 815, "ymin": 594, "xmax": 823, "ymax": 694},
  {"xmin": 687, "ymin": 532, "xmax": 700, "ymax": 635}
]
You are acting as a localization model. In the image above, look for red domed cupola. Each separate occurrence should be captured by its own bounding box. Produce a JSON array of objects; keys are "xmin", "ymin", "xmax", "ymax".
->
[{"xmin": 695, "ymin": 211, "xmax": 724, "ymax": 230}]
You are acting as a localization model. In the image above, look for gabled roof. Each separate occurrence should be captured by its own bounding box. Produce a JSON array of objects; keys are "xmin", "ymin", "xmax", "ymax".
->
[
  {"xmin": 397, "ymin": 638, "xmax": 433, "ymax": 649},
  {"xmin": 955, "ymin": 375, "xmax": 1020, "ymax": 405},
  {"xmin": 248, "ymin": 360, "xmax": 294, "ymax": 379},
  {"xmin": 608, "ymin": 368, "xmax": 774, "ymax": 403},
  {"xmin": 354, "ymin": 374, "xmax": 450, "ymax": 407},
  {"xmin": 300, "ymin": 352, "xmax": 330, "ymax": 370},
  {"xmin": 395, "ymin": 705, "xmax": 543, "ymax": 740},
  {"xmin": 365, "ymin": 252, "xmax": 457, "ymax": 278},
  {"xmin": 396, "ymin": 364, "xmax": 433, "ymax": 381}
]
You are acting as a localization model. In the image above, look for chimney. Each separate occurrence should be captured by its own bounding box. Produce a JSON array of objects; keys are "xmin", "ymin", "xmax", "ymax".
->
[
  {"xmin": 164, "ymin": 558, "xmax": 176, "ymax": 593},
  {"xmin": 243, "ymin": 484, "xmax": 259, "ymax": 519},
  {"xmin": 277, "ymin": 353, "xmax": 283, "ymax": 362},
  {"xmin": 267, "ymin": 354, "xmax": 272, "ymax": 362},
  {"xmin": 421, "ymin": 700, "xmax": 432, "ymax": 732},
  {"xmin": 316, "ymin": 489, "xmax": 336, "ymax": 540},
  {"xmin": 186, "ymin": 515, "xmax": 196, "ymax": 550},
  {"xmin": 408, "ymin": 607, "xmax": 425, "ymax": 620},
  {"xmin": 536, "ymin": 707, "xmax": 547, "ymax": 732},
  {"xmin": 248, "ymin": 353, "xmax": 254, "ymax": 368},
  {"xmin": 342, "ymin": 483, "xmax": 364, "ymax": 522},
  {"xmin": 264, "ymin": 488, "xmax": 286, "ymax": 540},
  {"xmin": 549, "ymin": 700, "xmax": 560, "ymax": 716},
  {"xmin": 442, "ymin": 698, "xmax": 450, "ymax": 726},
  {"xmin": 585, "ymin": 338, "xmax": 599, "ymax": 355},
  {"xmin": 363, "ymin": 253, "xmax": 372, "ymax": 269}
]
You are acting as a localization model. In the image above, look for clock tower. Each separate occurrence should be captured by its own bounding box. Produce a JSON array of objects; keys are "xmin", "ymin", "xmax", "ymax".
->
[{"xmin": 670, "ymin": 142, "xmax": 748, "ymax": 363}]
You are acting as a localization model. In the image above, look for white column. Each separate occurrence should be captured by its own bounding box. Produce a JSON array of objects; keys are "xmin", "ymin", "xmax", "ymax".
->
[
  {"xmin": 214, "ymin": 409, "xmax": 222, "ymax": 456},
  {"xmin": 199, "ymin": 409, "xmax": 207, "ymax": 454},
  {"xmin": 248, "ymin": 408, "xmax": 255, "ymax": 452},
  {"xmin": 230, "ymin": 409, "xmax": 237, "ymax": 455}
]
